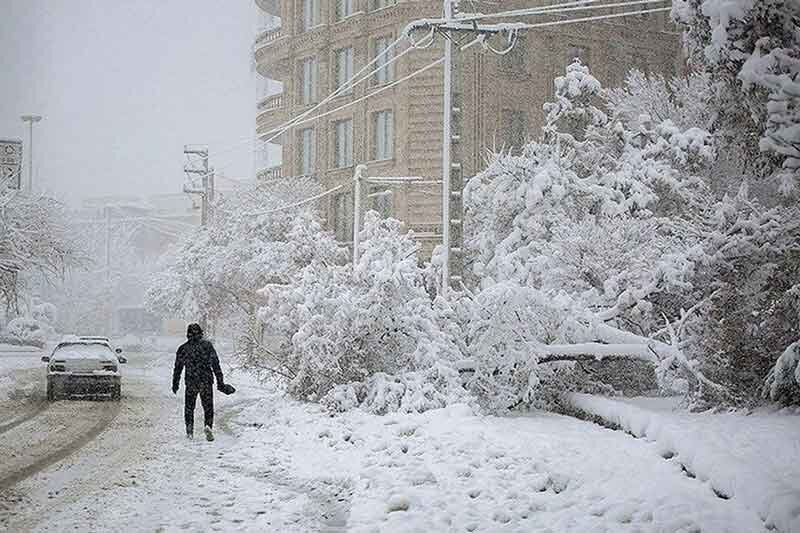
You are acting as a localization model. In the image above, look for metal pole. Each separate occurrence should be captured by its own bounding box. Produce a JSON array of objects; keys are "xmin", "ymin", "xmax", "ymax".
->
[
  {"xmin": 104, "ymin": 205, "xmax": 112, "ymax": 334},
  {"xmin": 27, "ymin": 121, "xmax": 33, "ymax": 192},
  {"xmin": 201, "ymin": 173, "xmax": 209, "ymax": 227},
  {"xmin": 353, "ymin": 165, "xmax": 364, "ymax": 264},
  {"xmin": 441, "ymin": 0, "xmax": 454, "ymax": 296},
  {"xmin": 20, "ymin": 115, "xmax": 42, "ymax": 193},
  {"xmin": 104, "ymin": 206, "xmax": 111, "ymax": 281}
]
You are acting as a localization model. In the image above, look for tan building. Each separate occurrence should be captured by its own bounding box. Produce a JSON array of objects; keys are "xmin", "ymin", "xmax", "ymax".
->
[{"xmin": 253, "ymin": 0, "xmax": 682, "ymax": 258}]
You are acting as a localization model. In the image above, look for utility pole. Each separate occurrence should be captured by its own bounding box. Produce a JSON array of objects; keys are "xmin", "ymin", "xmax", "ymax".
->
[
  {"xmin": 406, "ymin": 5, "xmax": 511, "ymax": 295},
  {"xmin": 183, "ymin": 145, "xmax": 211, "ymax": 225},
  {"xmin": 352, "ymin": 165, "xmax": 364, "ymax": 264},
  {"xmin": 441, "ymin": 0, "xmax": 454, "ymax": 296},
  {"xmin": 182, "ymin": 145, "xmax": 211, "ymax": 331},
  {"xmin": 20, "ymin": 115, "xmax": 42, "ymax": 193}
]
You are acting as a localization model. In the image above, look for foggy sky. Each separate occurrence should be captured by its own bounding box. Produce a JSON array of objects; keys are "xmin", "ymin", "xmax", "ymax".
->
[{"xmin": 1, "ymin": 1, "xmax": 261, "ymax": 205}]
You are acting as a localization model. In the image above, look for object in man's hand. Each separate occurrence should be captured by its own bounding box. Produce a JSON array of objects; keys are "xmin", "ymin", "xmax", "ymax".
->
[{"xmin": 219, "ymin": 383, "xmax": 236, "ymax": 395}]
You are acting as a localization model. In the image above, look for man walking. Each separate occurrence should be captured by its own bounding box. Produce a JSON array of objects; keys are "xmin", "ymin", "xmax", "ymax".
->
[{"xmin": 173, "ymin": 323, "xmax": 225, "ymax": 441}]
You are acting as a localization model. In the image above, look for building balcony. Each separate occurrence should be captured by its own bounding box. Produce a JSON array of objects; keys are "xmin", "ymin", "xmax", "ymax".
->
[
  {"xmin": 256, "ymin": 93, "xmax": 291, "ymax": 141},
  {"xmin": 256, "ymin": 165, "xmax": 283, "ymax": 181},
  {"xmin": 257, "ymin": 92, "xmax": 284, "ymax": 112},
  {"xmin": 254, "ymin": 26, "xmax": 290, "ymax": 78},
  {"xmin": 254, "ymin": 0, "xmax": 281, "ymax": 17}
]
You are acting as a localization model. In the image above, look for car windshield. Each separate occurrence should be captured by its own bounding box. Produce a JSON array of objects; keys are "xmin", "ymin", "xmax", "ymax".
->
[{"xmin": 53, "ymin": 343, "xmax": 114, "ymax": 360}]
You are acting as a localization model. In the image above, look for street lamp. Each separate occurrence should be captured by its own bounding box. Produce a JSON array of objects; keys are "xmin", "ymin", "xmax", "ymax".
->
[{"xmin": 20, "ymin": 114, "xmax": 43, "ymax": 193}]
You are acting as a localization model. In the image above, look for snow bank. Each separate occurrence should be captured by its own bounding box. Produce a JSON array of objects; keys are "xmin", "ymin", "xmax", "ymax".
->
[{"xmin": 567, "ymin": 393, "xmax": 800, "ymax": 532}]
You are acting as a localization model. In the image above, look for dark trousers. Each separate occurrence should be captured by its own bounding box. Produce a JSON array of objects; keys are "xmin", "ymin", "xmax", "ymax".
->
[{"xmin": 184, "ymin": 384, "xmax": 214, "ymax": 433}]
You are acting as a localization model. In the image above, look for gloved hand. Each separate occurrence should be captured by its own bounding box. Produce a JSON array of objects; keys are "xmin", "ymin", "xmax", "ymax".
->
[{"xmin": 172, "ymin": 384, "xmax": 178, "ymax": 394}]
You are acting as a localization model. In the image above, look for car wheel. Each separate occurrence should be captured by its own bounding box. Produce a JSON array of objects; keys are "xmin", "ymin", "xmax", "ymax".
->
[
  {"xmin": 46, "ymin": 379, "xmax": 56, "ymax": 401},
  {"xmin": 111, "ymin": 384, "xmax": 121, "ymax": 401}
]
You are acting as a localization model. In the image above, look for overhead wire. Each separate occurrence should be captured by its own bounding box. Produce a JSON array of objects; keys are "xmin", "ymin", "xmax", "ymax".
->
[
  {"xmin": 211, "ymin": 33, "xmax": 410, "ymax": 157},
  {"xmin": 484, "ymin": 6, "xmax": 673, "ymax": 31},
  {"xmin": 179, "ymin": 33, "xmax": 429, "ymax": 183},
  {"xmin": 455, "ymin": 0, "xmax": 670, "ymax": 23}
]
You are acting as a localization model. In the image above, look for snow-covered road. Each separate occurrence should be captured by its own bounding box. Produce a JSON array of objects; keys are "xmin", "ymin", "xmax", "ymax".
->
[{"xmin": 0, "ymin": 347, "xmax": 792, "ymax": 532}]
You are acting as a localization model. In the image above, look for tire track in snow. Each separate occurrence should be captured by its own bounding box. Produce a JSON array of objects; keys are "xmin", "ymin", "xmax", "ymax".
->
[
  {"xmin": 0, "ymin": 367, "xmax": 48, "ymax": 435},
  {"xmin": 0, "ymin": 399, "xmax": 49, "ymax": 435},
  {"xmin": 0, "ymin": 400, "xmax": 121, "ymax": 490}
]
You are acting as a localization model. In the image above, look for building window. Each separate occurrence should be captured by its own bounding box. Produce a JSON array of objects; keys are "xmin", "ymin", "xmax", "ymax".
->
[
  {"xmin": 372, "ymin": 110, "xmax": 394, "ymax": 160},
  {"xmin": 334, "ymin": 47, "xmax": 354, "ymax": 94},
  {"xmin": 302, "ymin": 0, "xmax": 320, "ymax": 31},
  {"xmin": 373, "ymin": 36, "xmax": 394, "ymax": 85},
  {"xmin": 566, "ymin": 44, "xmax": 589, "ymax": 67},
  {"xmin": 333, "ymin": 119, "xmax": 353, "ymax": 168},
  {"xmin": 300, "ymin": 57, "xmax": 317, "ymax": 105},
  {"xmin": 333, "ymin": 191, "xmax": 354, "ymax": 243},
  {"xmin": 501, "ymin": 109, "xmax": 528, "ymax": 150},
  {"xmin": 299, "ymin": 128, "xmax": 315, "ymax": 176},
  {"xmin": 371, "ymin": 0, "xmax": 396, "ymax": 10},
  {"xmin": 370, "ymin": 185, "xmax": 393, "ymax": 218},
  {"xmin": 501, "ymin": 35, "xmax": 526, "ymax": 74},
  {"xmin": 335, "ymin": 0, "xmax": 353, "ymax": 21}
]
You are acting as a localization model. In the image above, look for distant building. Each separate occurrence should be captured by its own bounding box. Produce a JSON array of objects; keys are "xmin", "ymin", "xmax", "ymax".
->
[{"xmin": 253, "ymin": 0, "xmax": 681, "ymax": 257}]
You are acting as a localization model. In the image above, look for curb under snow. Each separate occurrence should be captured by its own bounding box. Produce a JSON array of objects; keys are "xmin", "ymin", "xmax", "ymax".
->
[{"xmin": 565, "ymin": 393, "xmax": 800, "ymax": 533}]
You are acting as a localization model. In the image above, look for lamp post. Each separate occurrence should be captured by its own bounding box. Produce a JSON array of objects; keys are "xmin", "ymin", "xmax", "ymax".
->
[{"xmin": 20, "ymin": 114, "xmax": 42, "ymax": 193}]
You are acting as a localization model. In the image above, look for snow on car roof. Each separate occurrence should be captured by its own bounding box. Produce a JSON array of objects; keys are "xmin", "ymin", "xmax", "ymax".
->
[{"xmin": 52, "ymin": 343, "xmax": 114, "ymax": 360}]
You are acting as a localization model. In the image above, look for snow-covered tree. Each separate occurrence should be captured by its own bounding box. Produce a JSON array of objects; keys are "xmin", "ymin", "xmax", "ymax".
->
[
  {"xmin": 145, "ymin": 177, "xmax": 339, "ymax": 331},
  {"xmin": 259, "ymin": 212, "xmax": 465, "ymax": 412},
  {"xmin": 0, "ymin": 187, "xmax": 84, "ymax": 318},
  {"xmin": 461, "ymin": 60, "xmax": 734, "ymax": 409},
  {"xmin": 672, "ymin": 0, "xmax": 800, "ymax": 195},
  {"xmin": 683, "ymin": 187, "xmax": 800, "ymax": 402}
]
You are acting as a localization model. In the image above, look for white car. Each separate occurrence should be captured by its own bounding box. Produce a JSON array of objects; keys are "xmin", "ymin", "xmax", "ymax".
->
[{"xmin": 42, "ymin": 341, "xmax": 127, "ymax": 401}]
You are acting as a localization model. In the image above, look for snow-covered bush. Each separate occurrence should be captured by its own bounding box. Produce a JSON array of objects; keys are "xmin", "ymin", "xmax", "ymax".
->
[
  {"xmin": 321, "ymin": 365, "xmax": 469, "ymax": 414},
  {"xmin": 0, "ymin": 316, "xmax": 47, "ymax": 348},
  {"xmin": 259, "ymin": 212, "xmax": 463, "ymax": 411},
  {"xmin": 763, "ymin": 341, "xmax": 800, "ymax": 406}
]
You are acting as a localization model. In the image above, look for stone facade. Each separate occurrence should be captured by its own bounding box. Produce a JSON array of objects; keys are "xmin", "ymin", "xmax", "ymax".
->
[{"xmin": 253, "ymin": 0, "xmax": 682, "ymax": 253}]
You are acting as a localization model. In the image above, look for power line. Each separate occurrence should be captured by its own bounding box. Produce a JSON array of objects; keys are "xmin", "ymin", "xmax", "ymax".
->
[
  {"xmin": 469, "ymin": 0, "xmax": 672, "ymax": 20},
  {"xmin": 250, "ymin": 182, "xmax": 351, "ymax": 217},
  {"xmin": 286, "ymin": 57, "xmax": 446, "ymax": 129},
  {"xmin": 209, "ymin": 34, "xmax": 410, "ymax": 159},
  {"xmin": 253, "ymin": 34, "xmax": 431, "ymax": 149},
  {"xmin": 437, "ymin": 6, "xmax": 672, "ymax": 33},
  {"xmin": 174, "ymin": 35, "xmax": 421, "ymax": 183}
]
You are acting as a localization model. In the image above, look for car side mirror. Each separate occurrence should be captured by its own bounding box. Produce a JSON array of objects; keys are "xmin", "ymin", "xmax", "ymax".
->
[
  {"xmin": 118, "ymin": 356, "xmax": 127, "ymax": 364},
  {"xmin": 115, "ymin": 348, "xmax": 123, "ymax": 354},
  {"xmin": 41, "ymin": 356, "xmax": 50, "ymax": 363}
]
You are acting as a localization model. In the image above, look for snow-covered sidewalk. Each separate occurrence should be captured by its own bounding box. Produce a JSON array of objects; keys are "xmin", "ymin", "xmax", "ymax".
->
[
  {"xmin": 26, "ymin": 377, "xmax": 794, "ymax": 532},
  {"xmin": 223, "ymin": 391, "xmax": 768, "ymax": 532},
  {"xmin": 567, "ymin": 393, "xmax": 800, "ymax": 533}
]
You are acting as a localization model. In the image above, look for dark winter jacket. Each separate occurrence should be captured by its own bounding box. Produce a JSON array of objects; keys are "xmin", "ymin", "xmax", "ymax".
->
[{"xmin": 173, "ymin": 331, "xmax": 224, "ymax": 391}]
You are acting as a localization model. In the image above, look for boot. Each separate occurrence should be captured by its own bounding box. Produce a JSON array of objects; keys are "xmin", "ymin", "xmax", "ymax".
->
[{"xmin": 204, "ymin": 425, "xmax": 214, "ymax": 442}]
